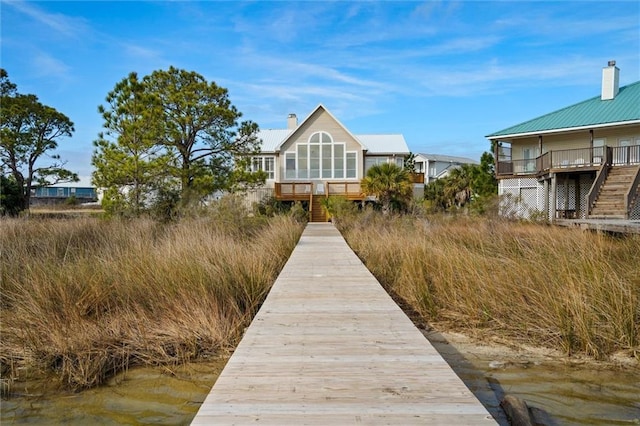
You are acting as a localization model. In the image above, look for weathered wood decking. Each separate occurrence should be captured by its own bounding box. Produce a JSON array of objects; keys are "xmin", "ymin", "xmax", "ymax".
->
[
  {"xmin": 191, "ymin": 223, "xmax": 496, "ymax": 425},
  {"xmin": 555, "ymin": 219, "xmax": 640, "ymax": 234}
]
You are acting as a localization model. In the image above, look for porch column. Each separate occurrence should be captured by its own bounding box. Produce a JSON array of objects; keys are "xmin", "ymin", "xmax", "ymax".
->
[
  {"xmin": 538, "ymin": 135, "xmax": 543, "ymax": 156},
  {"xmin": 550, "ymin": 173, "xmax": 557, "ymax": 221},
  {"xmin": 493, "ymin": 140, "xmax": 499, "ymax": 177},
  {"xmin": 543, "ymin": 179, "xmax": 549, "ymax": 219}
]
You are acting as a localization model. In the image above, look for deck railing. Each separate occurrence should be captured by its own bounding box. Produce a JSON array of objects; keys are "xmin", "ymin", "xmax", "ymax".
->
[
  {"xmin": 326, "ymin": 182, "xmax": 362, "ymax": 198},
  {"xmin": 411, "ymin": 173, "xmax": 425, "ymax": 184},
  {"xmin": 497, "ymin": 144, "xmax": 639, "ymax": 177},
  {"xmin": 275, "ymin": 181, "xmax": 363, "ymax": 200},
  {"xmin": 612, "ymin": 145, "xmax": 640, "ymax": 165},
  {"xmin": 275, "ymin": 182, "xmax": 312, "ymax": 200},
  {"xmin": 586, "ymin": 147, "xmax": 612, "ymax": 215},
  {"xmin": 550, "ymin": 147, "xmax": 601, "ymax": 169}
]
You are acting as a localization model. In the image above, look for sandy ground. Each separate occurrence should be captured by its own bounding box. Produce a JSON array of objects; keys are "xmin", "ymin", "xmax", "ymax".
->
[{"xmin": 426, "ymin": 326, "xmax": 639, "ymax": 371}]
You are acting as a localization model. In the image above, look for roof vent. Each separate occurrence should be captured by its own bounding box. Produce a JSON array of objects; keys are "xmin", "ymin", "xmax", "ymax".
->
[
  {"xmin": 601, "ymin": 60, "xmax": 619, "ymax": 100},
  {"xmin": 287, "ymin": 113, "xmax": 298, "ymax": 129}
]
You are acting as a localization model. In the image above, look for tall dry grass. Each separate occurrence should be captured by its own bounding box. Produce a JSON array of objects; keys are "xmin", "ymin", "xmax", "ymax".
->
[
  {"xmin": 0, "ymin": 211, "xmax": 303, "ymax": 391},
  {"xmin": 338, "ymin": 212, "xmax": 639, "ymax": 360}
]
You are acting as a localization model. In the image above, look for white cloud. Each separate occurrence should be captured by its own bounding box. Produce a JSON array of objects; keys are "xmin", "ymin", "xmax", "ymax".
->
[
  {"xmin": 31, "ymin": 51, "xmax": 72, "ymax": 81},
  {"xmin": 123, "ymin": 43, "xmax": 164, "ymax": 62},
  {"xmin": 3, "ymin": 0, "xmax": 89, "ymax": 38}
]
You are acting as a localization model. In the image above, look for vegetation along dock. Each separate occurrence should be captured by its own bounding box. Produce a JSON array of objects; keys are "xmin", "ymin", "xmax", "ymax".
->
[{"xmin": 191, "ymin": 223, "xmax": 496, "ymax": 425}]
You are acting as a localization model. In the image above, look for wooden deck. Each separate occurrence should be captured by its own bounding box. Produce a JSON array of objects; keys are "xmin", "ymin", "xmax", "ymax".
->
[
  {"xmin": 555, "ymin": 218, "xmax": 640, "ymax": 234},
  {"xmin": 191, "ymin": 223, "xmax": 496, "ymax": 425}
]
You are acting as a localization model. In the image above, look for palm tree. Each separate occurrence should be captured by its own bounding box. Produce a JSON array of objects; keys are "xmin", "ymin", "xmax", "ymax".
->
[
  {"xmin": 361, "ymin": 163, "xmax": 413, "ymax": 215},
  {"xmin": 443, "ymin": 164, "xmax": 474, "ymax": 208}
]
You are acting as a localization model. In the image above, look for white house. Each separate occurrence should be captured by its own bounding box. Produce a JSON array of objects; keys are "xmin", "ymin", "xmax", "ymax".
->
[
  {"xmin": 414, "ymin": 153, "xmax": 479, "ymax": 184},
  {"xmin": 245, "ymin": 104, "xmax": 422, "ymax": 221}
]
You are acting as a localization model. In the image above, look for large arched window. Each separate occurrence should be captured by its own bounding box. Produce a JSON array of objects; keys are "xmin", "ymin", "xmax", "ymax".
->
[
  {"xmin": 285, "ymin": 131, "xmax": 357, "ymax": 179},
  {"xmin": 286, "ymin": 131, "xmax": 357, "ymax": 180}
]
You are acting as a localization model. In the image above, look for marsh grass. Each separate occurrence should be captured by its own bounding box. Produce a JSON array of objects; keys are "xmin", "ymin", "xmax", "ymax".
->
[
  {"xmin": 0, "ymin": 211, "xmax": 303, "ymax": 391},
  {"xmin": 338, "ymin": 213, "xmax": 639, "ymax": 360}
]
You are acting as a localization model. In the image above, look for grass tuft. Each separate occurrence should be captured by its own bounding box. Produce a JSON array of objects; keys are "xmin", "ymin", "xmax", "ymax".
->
[
  {"xmin": 338, "ymin": 213, "xmax": 639, "ymax": 360},
  {"xmin": 1, "ymin": 212, "xmax": 303, "ymax": 391}
]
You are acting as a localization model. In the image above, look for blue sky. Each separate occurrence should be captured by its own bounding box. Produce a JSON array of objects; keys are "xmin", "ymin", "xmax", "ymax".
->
[{"xmin": 2, "ymin": 0, "xmax": 639, "ymax": 186}]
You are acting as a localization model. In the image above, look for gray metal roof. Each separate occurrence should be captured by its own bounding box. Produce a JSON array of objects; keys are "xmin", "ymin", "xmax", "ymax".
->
[
  {"xmin": 416, "ymin": 153, "xmax": 479, "ymax": 164},
  {"xmin": 358, "ymin": 134, "xmax": 410, "ymax": 154},
  {"xmin": 257, "ymin": 129, "xmax": 292, "ymax": 152}
]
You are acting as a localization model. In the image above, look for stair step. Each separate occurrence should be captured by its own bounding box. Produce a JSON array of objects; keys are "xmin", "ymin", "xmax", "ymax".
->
[
  {"xmin": 589, "ymin": 214, "xmax": 627, "ymax": 219},
  {"xmin": 591, "ymin": 210, "xmax": 626, "ymax": 216},
  {"xmin": 592, "ymin": 204, "xmax": 625, "ymax": 209},
  {"xmin": 599, "ymin": 190, "xmax": 628, "ymax": 195}
]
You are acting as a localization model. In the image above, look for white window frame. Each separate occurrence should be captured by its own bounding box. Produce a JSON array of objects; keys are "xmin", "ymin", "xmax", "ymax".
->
[
  {"xmin": 285, "ymin": 132, "xmax": 352, "ymax": 180},
  {"xmin": 285, "ymin": 153, "xmax": 296, "ymax": 179},
  {"xmin": 249, "ymin": 156, "xmax": 276, "ymax": 180},
  {"xmin": 346, "ymin": 151, "xmax": 358, "ymax": 178}
]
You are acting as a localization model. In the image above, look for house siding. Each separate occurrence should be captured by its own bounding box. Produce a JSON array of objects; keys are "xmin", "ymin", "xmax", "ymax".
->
[{"xmin": 279, "ymin": 108, "xmax": 364, "ymax": 180}]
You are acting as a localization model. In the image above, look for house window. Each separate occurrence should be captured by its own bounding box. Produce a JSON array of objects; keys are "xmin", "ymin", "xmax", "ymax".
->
[
  {"xmin": 264, "ymin": 157, "xmax": 274, "ymax": 179},
  {"xmin": 346, "ymin": 152, "xmax": 357, "ymax": 178},
  {"xmin": 285, "ymin": 153, "xmax": 296, "ymax": 179},
  {"xmin": 334, "ymin": 144, "xmax": 344, "ymax": 178},
  {"xmin": 365, "ymin": 157, "xmax": 388, "ymax": 173},
  {"xmin": 250, "ymin": 156, "xmax": 275, "ymax": 179},
  {"xmin": 310, "ymin": 144, "xmax": 320, "ymax": 178},
  {"xmin": 286, "ymin": 132, "xmax": 351, "ymax": 179},
  {"xmin": 297, "ymin": 145, "xmax": 308, "ymax": 179},
  {"xmin": 593, "ymin": 138, "xmax": 605, "ymax": 163},
  {"xmin": 522, "ymin": 147, "xmax": 537, "ymax": 172}
]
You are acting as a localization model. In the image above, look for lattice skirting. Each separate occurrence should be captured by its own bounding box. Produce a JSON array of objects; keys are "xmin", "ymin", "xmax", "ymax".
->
[
  {"xmin": 555, "ymin": 174, "xmax": 594, "ymax": 219},
  {"xmin": 631, "ymin": 192, "xmax": 640, "ymax": 220},
  {"xmin": 499, "ymin": 178, "xmax": 546, "ymax": 219},
  {"xmin": 500, "ymin": 174, "xmax": 596, "ymax": 220}
]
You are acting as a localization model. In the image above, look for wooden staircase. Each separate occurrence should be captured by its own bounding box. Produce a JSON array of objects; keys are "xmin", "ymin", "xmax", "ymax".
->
[
  {"xmin": 310, "ymin": 195, "xmax": 327, "ymax": 222},
  {"xmin": 590, "ymin": 166, "xmax": 639, "ymax": 219}
]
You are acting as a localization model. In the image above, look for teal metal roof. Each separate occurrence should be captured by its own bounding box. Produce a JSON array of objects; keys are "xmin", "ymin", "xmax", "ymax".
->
[{"xmin": 487, "ymin": 80, "xmax": 640, "ymax": 138}]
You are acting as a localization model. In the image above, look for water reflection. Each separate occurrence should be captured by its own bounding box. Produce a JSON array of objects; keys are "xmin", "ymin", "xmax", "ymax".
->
[{"xmin": 1, "ymin": 359, "xmax": 226, "ymax": 425}]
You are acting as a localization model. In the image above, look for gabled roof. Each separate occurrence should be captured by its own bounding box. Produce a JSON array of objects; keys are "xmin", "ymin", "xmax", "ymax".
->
[
  {"xmin": 487, "ymin": 80, "xmax": 640, "ymax": 139},
  {"xmin": 257, "ymin": 104, "xmax": 409, "ymax": 155},
  {"xmin": 276, "ymin": 104, "xmax": 363, "ymax": 151},
  {"xmin": 416, "ymin": 153, "xmax": 479, "ymax": 164}
]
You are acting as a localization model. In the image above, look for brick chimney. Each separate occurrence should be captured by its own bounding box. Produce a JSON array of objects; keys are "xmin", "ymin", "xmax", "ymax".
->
[
  {"xmin": 601, "ymin": 60, "xmax": 619, "ymax": 100},
  {"xmin": 287, "ymin": 113, "xmax": 298, "ymax": 129}
]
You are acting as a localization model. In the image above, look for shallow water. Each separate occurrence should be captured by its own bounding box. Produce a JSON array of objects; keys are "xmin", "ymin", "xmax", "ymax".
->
[
  {"xmin": 2, "ymin": 342, "xmax": 639, "ymax": 425},
  {"xmin": 0, "ymin": 359, "xmax": 225, "ymax": 425},
  {"xmin": 428, "ymin": 331, "xmax": 640, "ymax": 425}
]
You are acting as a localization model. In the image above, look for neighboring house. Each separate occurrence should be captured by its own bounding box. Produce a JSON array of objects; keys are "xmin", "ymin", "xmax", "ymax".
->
[
  {"xmin": 414, "ymin": 153, "xmax": 479, "ymax": 184},
  {"xmin": 30, "ymin": 186, "xmax": 98, "ymax": 205},
  {"xmin": 487, "ymin": 61, "xmax": 640, "ymax": 220},
  {"xmin": 246, "ymin": 104, "xmax": 423, "ymax": 221}
]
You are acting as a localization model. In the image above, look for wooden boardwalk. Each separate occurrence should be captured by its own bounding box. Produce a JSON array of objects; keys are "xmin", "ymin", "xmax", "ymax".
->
[{"xmin": 191, "ymin": 223, "xmax": 496, "ymax": 425}]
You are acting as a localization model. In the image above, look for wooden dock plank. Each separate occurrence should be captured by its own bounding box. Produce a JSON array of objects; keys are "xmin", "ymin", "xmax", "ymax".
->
[{"xmin": 191, "ymin": 223, "xmax": 496, "ymax": 425}]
